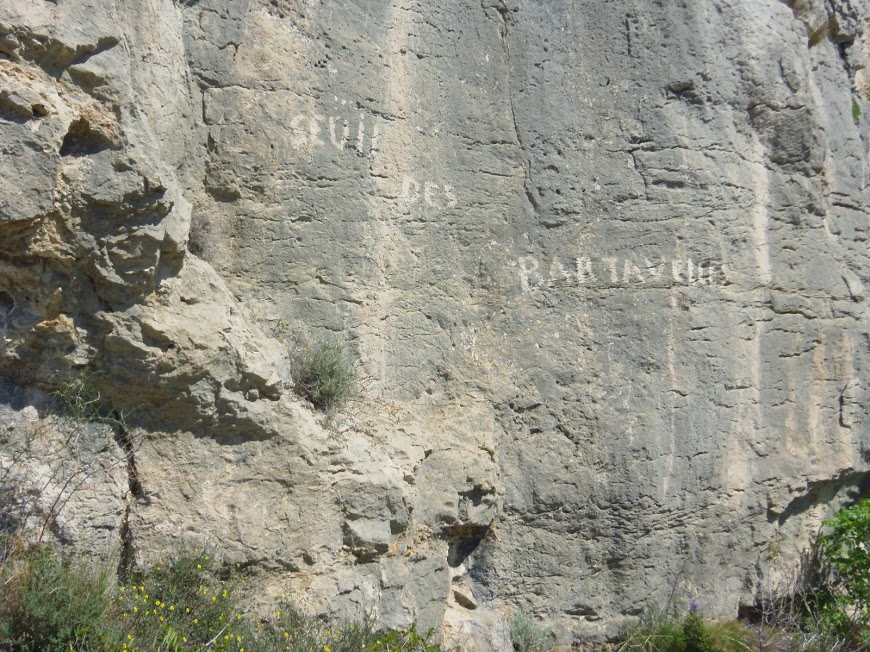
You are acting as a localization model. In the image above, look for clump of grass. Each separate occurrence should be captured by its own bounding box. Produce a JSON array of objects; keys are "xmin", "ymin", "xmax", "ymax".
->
[
  {"xmin": 50, "ymin": 372, "xmax": 128, "ymax": 429},
  {"xmin": 288, "ymin": 337, "xmax": 359, "ymax": 415},
  {"xmin": 509, "ymin": 611, "xmax": 553, "ymax": 652},
  {"xmin": 705, "ymin": 621, "xmax": 752, "ymax": 652},
  {"xmin": 618, "ymin": 607, "xmax": 755, "ymax": 652},
  {"xmin": 618, "ymin": 610, "xmax": 686, "ymax": 652}
]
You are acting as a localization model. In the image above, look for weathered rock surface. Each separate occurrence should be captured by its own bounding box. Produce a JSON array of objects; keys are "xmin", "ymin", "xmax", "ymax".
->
[{"xmin": 1, "ymin": 0, "xmax": 869, "ymax": 647}]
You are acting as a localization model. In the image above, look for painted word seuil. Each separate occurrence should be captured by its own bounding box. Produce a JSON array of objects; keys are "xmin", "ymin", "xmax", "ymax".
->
[
  {"xmin": 288, "ymin": 112, "xmax": 379, "ymax": 154},
  {"xmin": 517, "ymin": 255, "xmax": 725, "ymax": 292}
]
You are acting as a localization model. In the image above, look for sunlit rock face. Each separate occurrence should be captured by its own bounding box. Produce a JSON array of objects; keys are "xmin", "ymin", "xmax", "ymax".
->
[{"xmin": 1, "ymin": 0, "xmax": 868, "ymax": 647}]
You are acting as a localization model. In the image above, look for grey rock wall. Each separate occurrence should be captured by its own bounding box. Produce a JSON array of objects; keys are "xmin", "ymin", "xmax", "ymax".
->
[{"xmin": 1, "ymin": 0, "xmax": 869, "ymax": 647}]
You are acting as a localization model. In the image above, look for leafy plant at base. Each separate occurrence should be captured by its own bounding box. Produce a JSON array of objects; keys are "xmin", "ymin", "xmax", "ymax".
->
[{"xmin": 816, "ymin": 499, "xmax": 870, "ymax": 644}]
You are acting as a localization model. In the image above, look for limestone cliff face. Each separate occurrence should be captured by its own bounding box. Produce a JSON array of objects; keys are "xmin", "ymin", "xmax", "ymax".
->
[{"xmin": 1, "ymin": 0, "xmax": 869, "ymax": 646}]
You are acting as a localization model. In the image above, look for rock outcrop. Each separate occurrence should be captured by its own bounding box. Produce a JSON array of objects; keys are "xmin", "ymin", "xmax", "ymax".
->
[{"xmin": 1, "ymin": 0, "xmax": 868, "ymax": 647}]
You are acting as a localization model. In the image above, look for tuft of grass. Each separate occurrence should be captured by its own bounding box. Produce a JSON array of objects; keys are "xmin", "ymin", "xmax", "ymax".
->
[
  {"xmin": 618, "ymin": 610, "xmax": 686, "ymax": 652},
  {"xmin": 509, "ymin": 611, "xmax": 553, "ymax": 652},
  {"xmin": 288, "ymin": 337, "xmax": 359, "ymax": 416},
  {"xmin": 705, "ymin": 621, "xmax": 752, "ymax": 652},
  {"xmin": 50, "ymin": 372, "xmax": 128, "ymax": 430}
]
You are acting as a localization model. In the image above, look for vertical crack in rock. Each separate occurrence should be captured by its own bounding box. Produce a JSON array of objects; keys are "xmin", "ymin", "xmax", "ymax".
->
[
  {"xmin": 486, "ymin": 0, "xmax": 539, "ymax": 212},
  {"xmin": 111, "ymin": 410, "xmax": 142, "ymax": 580},
  {"xmin": 117, "ymin": 502, "xmax": 134, "ymax": 581},
  {"xmin": 111, "ymin": 411, "xmax": 143, "ymax": 500}
]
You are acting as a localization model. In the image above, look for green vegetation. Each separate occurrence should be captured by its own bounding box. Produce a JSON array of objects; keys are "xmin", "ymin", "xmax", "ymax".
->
[
  {"xmin": 0, "ymin": 543, "xmax": 112, "ymax": 652},
  {"xmin": 814, "ymin": 499, "xmax": 870, "ymax": 647},
  {"xmin": 617, "ymin": 609, "xmax": 788, "ymax": 652},
  {"xmin": 287, "ymin": 336, "xmax": 359, "ymax": 418},
  {"xmin": 682, "ymin": 611, "xmax": 711, "ymax": 652},
  {"xmin": 618, "ymin": 610, "xmax": 689, "ymax": 652},
  {"xmin": 50, "ymin": 372, "xmax": 128, "ymax": 429},
  {"xmin": 0, "ymin": 546, "xmax": 443, "ymax": 652},
  {"xmin": 509, "ymin": 611, "xmax": 553, "ymax": 652},
  {"xmin": 852, "ymin": 97, "xmax": 861, "ymax": 126}
]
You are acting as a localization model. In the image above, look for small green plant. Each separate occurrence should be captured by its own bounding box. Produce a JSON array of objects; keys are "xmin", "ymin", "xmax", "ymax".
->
[
  {"xmin": 683, "ymin": 608, "xmax": 711, "ymax": 652},
  {"xmin": 288, "ymin": 336, "xmax": 359, "ymax": 415},
  {"xmin": 509, "ymin": 611, "xmax": 552, "ymax": 652},
  {"xmin": 852, "ymin": 98, "xmax": 861, "ymax": 126}
]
